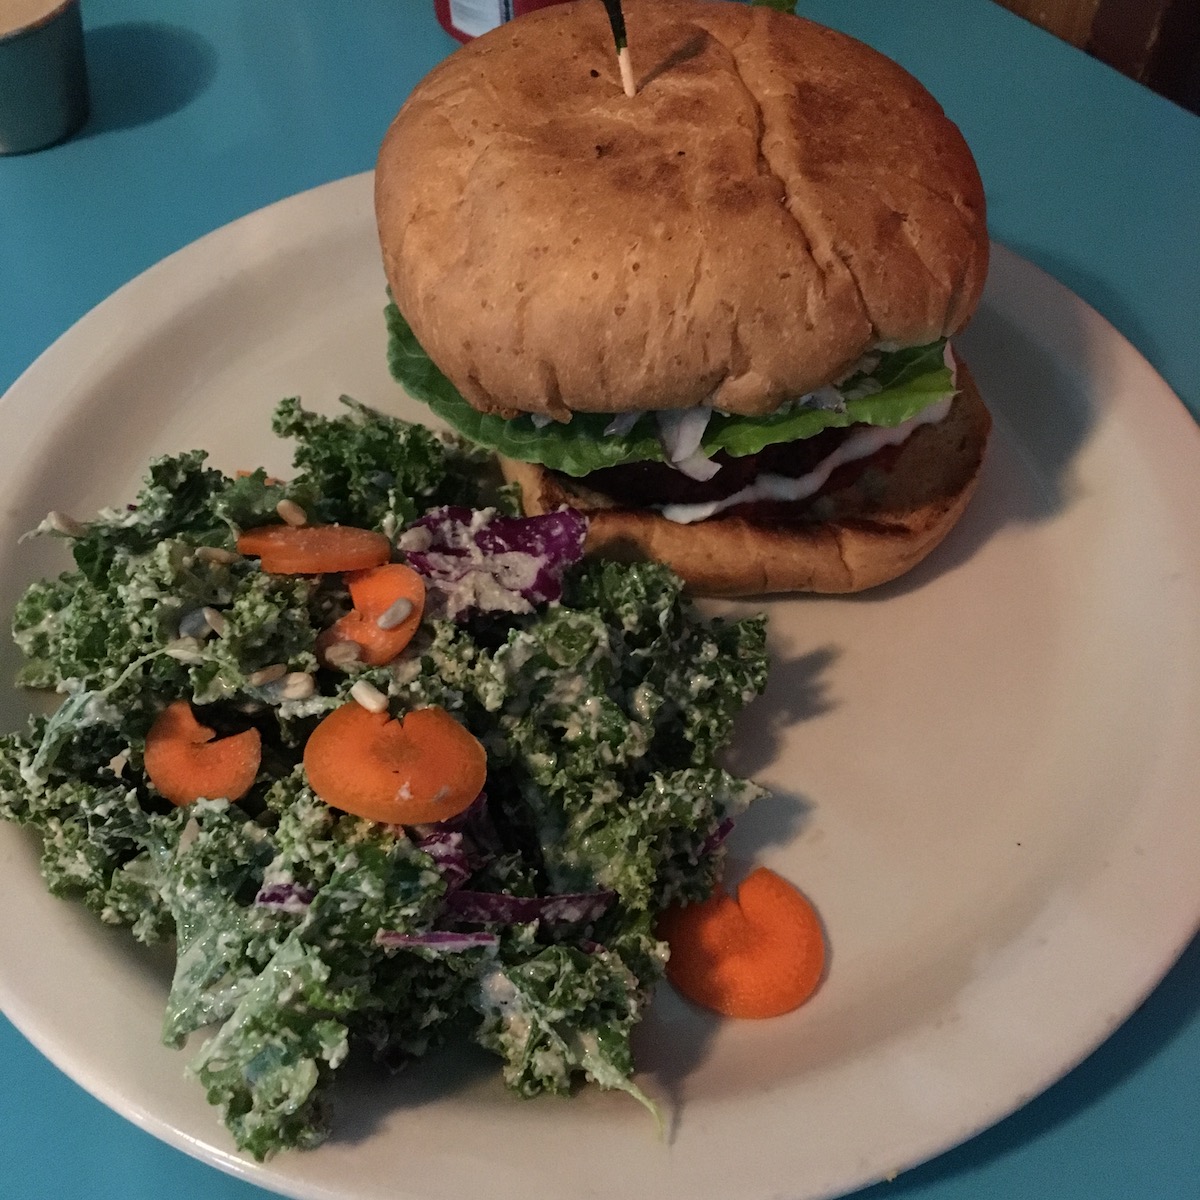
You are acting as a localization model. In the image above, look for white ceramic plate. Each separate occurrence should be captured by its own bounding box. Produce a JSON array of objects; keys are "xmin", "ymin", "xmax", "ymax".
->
[{"xmin": 1, "ymin": 173, "xmax": 1198, "ymax": 1200}]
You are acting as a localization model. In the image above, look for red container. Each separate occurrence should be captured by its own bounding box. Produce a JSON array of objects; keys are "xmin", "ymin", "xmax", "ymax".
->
[{"xmin": 435, "ymin": 0, "xmax": 573, "ymax": 42}]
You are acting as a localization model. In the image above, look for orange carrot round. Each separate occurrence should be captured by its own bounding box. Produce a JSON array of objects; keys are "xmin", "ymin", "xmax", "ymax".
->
[
  {"xmin": 657, "ymin": 867, "xmax": 826, "ymax": 1019},
  {"xmin": 144, "ymin": 700, "xmax": 261, "ymax": 807},
  {"xmin": 303, "ymin": 701, "xmax": 486, "ymax": 825},
  {"xmin": 317, "ymin": 563, "xmax": 426, "ymax": 668},
  {"xmin": 236, "ymin": 524, "xmax": 391, "ymax": 575}
]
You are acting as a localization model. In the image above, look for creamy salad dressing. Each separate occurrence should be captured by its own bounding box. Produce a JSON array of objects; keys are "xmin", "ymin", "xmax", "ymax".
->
[
  {"xmin": 0, "ymin": 393, "xmax": 774, "ymax": 1156},
  {"xmin": 658, "ymin": 394, "xmax": 955, "ymax": 525}
]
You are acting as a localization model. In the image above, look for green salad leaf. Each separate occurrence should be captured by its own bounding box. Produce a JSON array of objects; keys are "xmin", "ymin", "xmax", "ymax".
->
[
  {"xmin": 474, "ymin": 940, "xmax": 657, "ymax": 1118},
  {"xmin": 0, "ymin": 397, "xmax": 772, "ymax": 1160},
  {"xmin": 386, "ymin": 301, "xmax": 953, "ymax": 477}
]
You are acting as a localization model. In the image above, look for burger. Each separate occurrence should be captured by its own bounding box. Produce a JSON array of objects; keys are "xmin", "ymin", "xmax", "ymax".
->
[{"xmin": 375, "ymin": 0, "xmax": 990, "ymax": 595}]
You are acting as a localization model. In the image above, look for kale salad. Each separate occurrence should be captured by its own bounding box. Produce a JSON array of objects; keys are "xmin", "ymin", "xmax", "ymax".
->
[{"xmin": 0, "ymin": 396, "xmax": 768, "ymax": 1160}]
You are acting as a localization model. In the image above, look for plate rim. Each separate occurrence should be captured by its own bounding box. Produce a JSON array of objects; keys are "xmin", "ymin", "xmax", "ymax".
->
[{"xmin": 1, "ymin": 172, "xmax": 1199, "ymax": 1200}]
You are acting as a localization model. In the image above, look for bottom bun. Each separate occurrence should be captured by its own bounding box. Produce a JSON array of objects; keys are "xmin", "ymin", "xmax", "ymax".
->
[{"xmin": 500, "ymin": 363, "xmax": 991, "ymax": 596}]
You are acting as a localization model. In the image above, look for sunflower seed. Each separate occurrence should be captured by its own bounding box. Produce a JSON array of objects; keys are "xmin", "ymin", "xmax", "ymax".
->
[
  {"xmin": 278, "ymin": 672, "xmax": 316, "ymax": 700},
  {"xmin": 322, "ymin": 641, "xmax": 362, "ymax": 668},
  {"xmin": 196, "ymin": 545, "xmax": 240, "ymax": 565},
  {"xmin": 46, "ymin": 511, "xmax": 86, "ymax": 537},
  {"xmin": 397, "ymin": 526, "xmax": 433, "ymax": 553},
  {"xmin": 202, "ymin": 607, "xmax": 228, "ymax": 637},
  {"xmin": 276, "ymin": 499, "xmax": 308, "ymax": 527},
  {"xmin": 247, "ymin": 663, "xmax": 287, "ymax": 687},
  {"xmin": 177, "ymin": 817, "xmax": 200, "ymax": 852},
  {"xmin": 350, "ymin": 680, "xmax": 389, "ymax": 713},
  {"xmin": 375, "ymin": 597, "xmax": 414, "ymax": 630}
]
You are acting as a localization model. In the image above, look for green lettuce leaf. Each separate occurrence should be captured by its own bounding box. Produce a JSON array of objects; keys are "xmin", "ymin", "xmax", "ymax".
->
[
  {"xmin": 703, "ymin": 342, "xmax": 953, "ymax": 457},
  {"xmin": 386, "ymin": 302, "xmax": 953, "ymax": 477},
  {"xmin": 386, "ymin": 302, "xmax": 660, "ymax": 476}
]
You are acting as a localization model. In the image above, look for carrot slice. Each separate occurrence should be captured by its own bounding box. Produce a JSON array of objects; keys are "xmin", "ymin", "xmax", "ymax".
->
[
  {"xmin": 317, "ymin": 564, "xmax": 426, "ymax": 668},
  {"xmin": 303, "ymin": 701, "xmax": 486, "ymax": 825},
  {"xmin": 144, "ymin": 700, "xmax": 261, "ymax": 807},
  {"xmin": 657, "ymin": 867, "xmax": 826, "ymax": 1019},
  {"xmin": 236, "ymin": 525, "xmax": 391, "ymax": 574}
]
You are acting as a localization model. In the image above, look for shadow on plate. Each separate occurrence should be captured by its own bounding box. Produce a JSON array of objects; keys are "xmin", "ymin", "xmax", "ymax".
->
[
  {"xmin": 628, "ymin": 641, "xmax": 833, "ymax": 1132},
  {"xmin": 326, "ymin": 1039, "xmax": 500, "ymax": 1148},
  {"xmin": 81, "ymin": 23, "xmax": 218, "ymax": 136},
  {"xmin": 720, "ymin": 640, "xmax": 829, "ymax": 859},
  {"xmin": 845, "ymin": 275, "xmax": 1099, "ymax": 603},
  {"xmin": 722, "ymin": 643, "xmax": 839, "ymax": 783},
  {"xmin": 718, "ymin": 283, "xmax": 1098, "ymax": 609}
]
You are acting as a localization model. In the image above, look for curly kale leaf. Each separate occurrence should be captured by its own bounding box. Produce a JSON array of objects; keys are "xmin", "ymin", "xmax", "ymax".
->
[
  {"xmin": 644, "ymin": 613, "xmax": 769, "ymax": 765},
  {"xmin": 565, "ymin": 560, "xmax": 769, "ymax": 763},
  {"xmin": 187, "ymin": 935, "xmax": 352, "ymax": 1160},
  {"xmin": 477, "ymin": 607, "xmax": 649, "ymax": 787},
  {"xmin": 473, "ymin": 940, "xmax": 659, "ymax": 1120},
  {"xmin": 209, "ymin": 468, "xmax": 317, "ymax": 535},
  {"xmin": 182, "ymin": 803, "xmax": 450, "ymax": 1160},
  {"xmin": 13, "ymin": 766, "xmax": 185, "ymax": 939},
  {"xmin": 70, "ymin": 452, "xmax": 231, "ymax": 585},
  {"xmin": 14, "ymin": 567, "xmax": 142, "ymax": 695},
  {"xmin": 0, "ymin": 713, "xmax": 180, "ymax": 941},
  {"xmin": 35, "ymin": 782, "xmax": 154, "ymax": 900},
  {"xmin": 11, "ymin": 574, "xmax": 76, "ymax": 688},
  {"xmin": 548, "ymin": 767, "xmax": 765, "ymax": 909},
  {"xmin": 354, "ymin": 947, "xmax": 483, "ymax": 1065},
  {"xmin": 160, "ymin": 800, "xmax": 281, "ymax": 1046},
  {"xmin": 272, "ymin": 395, "xmax": 491, "ymax": 533},
  {"xmin": 0, "ymin": 729, "xmax": 35, "ymax": 823},
  {"xmin": 562, "ymin": 559, "xmax": 686, "ymax": 647},
  {"xmin": 448, "ymin": 562, "xmax": 770, "ymax": 902}
]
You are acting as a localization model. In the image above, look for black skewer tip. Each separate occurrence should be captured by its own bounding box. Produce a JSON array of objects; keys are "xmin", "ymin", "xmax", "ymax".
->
[{"xmin": 601, "ymin": 0, "xmax": 628, "ymax": 51}]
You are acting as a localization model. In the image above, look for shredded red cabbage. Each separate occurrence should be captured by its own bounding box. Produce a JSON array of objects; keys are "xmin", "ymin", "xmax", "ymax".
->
[
  {"xmin": 414, "ymin": 829, "xmax": 473, "ymax": 891},
  {"xmin": 700, "ymin": 817, "xmax": 736, "ymax": 856},
  {"xmin": 400, "ymin": 506, "xmax": 587, "ymax": 619},
  {"xmin": 443, "ymin": 888, "xmax": 615, "ymax": 926},
  {"xmin": 253, "ymin": 881, "xmax": 315, "ymax": 913},
  {"xmin": 415, "ymin": 790, "xmax": 497, "ymax": 842}
]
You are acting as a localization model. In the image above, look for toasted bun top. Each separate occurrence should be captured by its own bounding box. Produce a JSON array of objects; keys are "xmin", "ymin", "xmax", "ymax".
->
[{"xmin": 376, "ymin": 0, "xmax": 988, "ymax": 420}]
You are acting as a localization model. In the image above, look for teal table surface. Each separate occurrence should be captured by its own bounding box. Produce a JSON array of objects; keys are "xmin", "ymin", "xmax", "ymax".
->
[{"xmin": 1, "ymin": 2, "xmax": 1197, "ymax": 1198}]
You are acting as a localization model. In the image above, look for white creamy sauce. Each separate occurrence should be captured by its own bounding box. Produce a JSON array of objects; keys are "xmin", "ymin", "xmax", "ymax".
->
[
  {"xmin": 630, "ymin": 683, "xmax": 656, "ymax": 722},
  {"xmin": 479, "ymin": 968, "xmax": 532, "ymax": 1043},
  {"xmin": 657, "ymin": 395, "xmax": 954, "ymax": 525}
]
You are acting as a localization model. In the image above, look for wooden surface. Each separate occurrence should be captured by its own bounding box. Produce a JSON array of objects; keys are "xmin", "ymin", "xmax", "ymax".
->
[
  {"xmin": 993, "ymin": 0, "xmax": 1200, "ymax": 110},
  {"xmin": 991, "ymin": 0, "xmax": 1101, "ymax": 47}
]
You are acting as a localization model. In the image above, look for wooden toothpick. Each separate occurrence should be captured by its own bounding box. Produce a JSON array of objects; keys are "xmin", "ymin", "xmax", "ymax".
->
[{"xmin": 601, "ymin": 0, "xmax": 636, "ymax": 97}]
